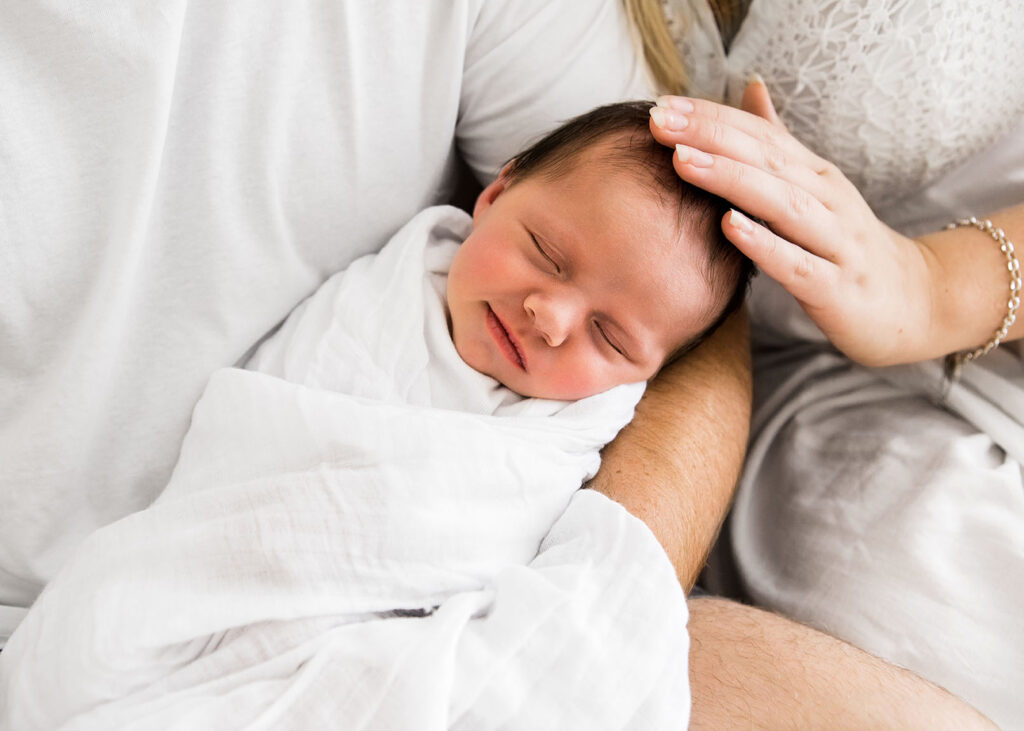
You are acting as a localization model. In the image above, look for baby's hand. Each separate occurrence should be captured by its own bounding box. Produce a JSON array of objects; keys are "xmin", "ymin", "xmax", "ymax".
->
[{"xmin": 649, "ymin": 81, "xmax": 935, "ymax": 367}]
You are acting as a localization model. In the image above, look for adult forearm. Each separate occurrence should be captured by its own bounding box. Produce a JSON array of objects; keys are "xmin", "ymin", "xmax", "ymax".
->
[{"xmin": 588, "ymin": 308, "xmax": 751, "ymax": 590}]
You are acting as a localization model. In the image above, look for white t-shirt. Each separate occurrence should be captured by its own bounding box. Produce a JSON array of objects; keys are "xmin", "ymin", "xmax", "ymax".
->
[{"xmin": 0, "ymin": 0, "xmax": 651, "ymax": 641}]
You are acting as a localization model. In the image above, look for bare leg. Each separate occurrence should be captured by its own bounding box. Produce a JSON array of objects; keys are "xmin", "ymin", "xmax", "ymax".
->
[{"xmin": 688, "ymin": 598, "xmax": 996, "ymax": 730}]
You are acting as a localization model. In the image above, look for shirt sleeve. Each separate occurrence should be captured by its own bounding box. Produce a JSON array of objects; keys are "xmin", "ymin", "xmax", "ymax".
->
[{"xmin": 458, "ymin": 0, "xmax": 654, "ymax": 183}]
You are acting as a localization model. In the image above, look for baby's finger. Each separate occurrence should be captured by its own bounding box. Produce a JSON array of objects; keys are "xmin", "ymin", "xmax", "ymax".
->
[
  {"xmin": 673, "ymin": 143, "xmax": 840, "ymax": 262},
  {"xmin": 724, "ymin": 209, "xmax": 838, "ymax": 309}
]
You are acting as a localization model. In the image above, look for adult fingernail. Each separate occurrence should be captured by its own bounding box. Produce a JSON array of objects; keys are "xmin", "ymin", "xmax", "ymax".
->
[
  {"xmin": 675, "ymin": 144, "xmax": 713, "ymax": 168},
  {"xmin": 729, "ymin": 209, "xmax": 753, "ymax": 233},
  {"xmin": 655, "ymin": 95, "xmax": 695, "ymax": 113},
  {"xmin": 748, "ymin": 72, "xmax": 766, "ymax": 86},
  {"xmin": 650, "ymin": 106, "xmax": 688, "ymax": 131}
]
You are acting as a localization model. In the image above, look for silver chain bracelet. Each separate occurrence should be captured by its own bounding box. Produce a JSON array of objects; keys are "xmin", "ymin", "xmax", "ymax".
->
[{"xmin": 943, "ymin": 216, "xmax": 1021, "ymax": 383}]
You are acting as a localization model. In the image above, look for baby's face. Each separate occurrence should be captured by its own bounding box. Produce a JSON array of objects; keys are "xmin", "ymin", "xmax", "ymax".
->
[{"xmin": 447, "ymin": 152, "xmax": 719, "ymax": 400}]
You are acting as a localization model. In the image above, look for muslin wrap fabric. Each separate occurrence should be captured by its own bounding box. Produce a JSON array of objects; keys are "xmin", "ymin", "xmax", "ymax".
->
[{"xmin": 0, "ymin": 207, "xmax": 689, "ymax": 730}]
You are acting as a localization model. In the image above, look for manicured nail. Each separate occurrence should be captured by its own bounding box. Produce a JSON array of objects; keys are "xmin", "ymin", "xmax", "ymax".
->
[
  {"xmin": 729, "ymin": 209, "xmax": 753, "ymax": 233},
  {"xmin": 675, "ymin": 144, "xmax": 713, "ymax": 168},
  {"xmin": 649, "ymin": 106, "xmax": 688, "ymax": 131},
  {"xmin": 655, "ymin": 95, "xmax": 695, "ymax": 113}
]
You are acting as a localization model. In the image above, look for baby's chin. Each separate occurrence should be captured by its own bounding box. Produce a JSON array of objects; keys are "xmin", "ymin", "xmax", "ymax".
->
[
  {"xmin": 490, "ymin": 371, "xmax": 619, "ymax": 402},
  {"xmin": 454, "ymin": 350, "xmax": 578, "ymax": 400},
  {"xmin": 463, "ymin": 356, "xmax": 633, "ymax": 401}
]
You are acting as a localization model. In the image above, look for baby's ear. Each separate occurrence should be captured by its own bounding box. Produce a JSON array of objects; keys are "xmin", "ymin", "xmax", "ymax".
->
[{"xmin": 473, "ymin": 163, "xmax": 514, "ymax": 223}]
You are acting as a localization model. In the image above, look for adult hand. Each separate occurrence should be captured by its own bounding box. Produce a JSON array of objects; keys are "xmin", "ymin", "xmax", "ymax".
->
[{"xmin": 649, "ymin": 80, "xmax": 937, "ymax": 367}]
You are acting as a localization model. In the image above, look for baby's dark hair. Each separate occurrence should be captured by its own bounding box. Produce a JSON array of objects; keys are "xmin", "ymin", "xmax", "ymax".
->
[{"xmin": 503, "ymin": 100, "xmax": 755, "ymax": 364}]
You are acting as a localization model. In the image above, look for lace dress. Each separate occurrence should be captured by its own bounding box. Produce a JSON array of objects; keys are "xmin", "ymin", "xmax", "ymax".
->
[
  {"xmin": 665, "ymin": 0, "xmax": 1024, "ymax": 229},
  {"xmin": 664, "ymin": 1, "xmax": 1024, "ymax": 726}
]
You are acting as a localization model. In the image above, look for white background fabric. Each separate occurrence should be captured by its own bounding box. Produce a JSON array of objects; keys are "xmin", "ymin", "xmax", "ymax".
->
[{"xmin": 0, "ymin": 0, "xmax": 651, "ymax": 642}]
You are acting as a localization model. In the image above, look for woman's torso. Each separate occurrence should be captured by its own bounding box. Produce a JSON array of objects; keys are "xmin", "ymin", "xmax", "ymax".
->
[{"xmin": 667, "ymin": 0, "xmax": 1024, "ymax": 234}]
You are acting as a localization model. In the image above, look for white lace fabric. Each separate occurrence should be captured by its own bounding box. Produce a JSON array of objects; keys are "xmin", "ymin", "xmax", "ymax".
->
[
  {"xmin": 663, "ymin": 0, "xmax": 1024, "ymax": 216},
  {"xmin": 660, "ymin": 4, "xmax": 1024, "ymax": 726}
]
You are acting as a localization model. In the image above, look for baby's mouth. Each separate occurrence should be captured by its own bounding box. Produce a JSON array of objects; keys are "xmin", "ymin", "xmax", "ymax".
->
[{"xmin": 486, "ymin": 306, "xmax": 526, "ymax": 371}]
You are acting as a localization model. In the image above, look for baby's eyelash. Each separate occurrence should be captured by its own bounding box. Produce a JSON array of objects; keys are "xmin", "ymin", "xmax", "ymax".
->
[
  {"xmin": 531, "ymin": 234, "xmax": 560, "ymax": 273},
  {"xmin": 595, "ymin": 321, "xmax": 625, "ymax": 356}
]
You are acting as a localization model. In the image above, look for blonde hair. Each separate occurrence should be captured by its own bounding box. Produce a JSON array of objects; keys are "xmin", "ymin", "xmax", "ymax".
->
[
  {"xmin": 623, "ymin": 0, "xmax": 687, "ymax": 95},
  {"xmin": 623, "ymin": 0, "xmax": 746, "ymax": 95}
]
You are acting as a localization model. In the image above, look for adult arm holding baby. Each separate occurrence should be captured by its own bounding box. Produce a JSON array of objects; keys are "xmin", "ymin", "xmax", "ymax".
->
[{"xmin": 589, "ymin": 308, "xmax": 751, "ymax": 590}]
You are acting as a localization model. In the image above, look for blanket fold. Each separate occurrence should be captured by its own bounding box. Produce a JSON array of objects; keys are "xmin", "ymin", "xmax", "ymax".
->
[{"xmin": 0, "ymin": 207, "xmax": 689, "ymax": 729}]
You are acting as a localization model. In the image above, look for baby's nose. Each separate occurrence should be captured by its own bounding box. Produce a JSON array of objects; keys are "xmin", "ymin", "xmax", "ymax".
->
[{"xmin": 525, "ymin": 292, "xmax": 577, "ymax": 347}]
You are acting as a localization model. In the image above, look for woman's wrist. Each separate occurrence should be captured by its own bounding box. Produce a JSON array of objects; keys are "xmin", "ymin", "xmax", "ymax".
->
[
  {"xmin": 880, "ymin": 229, "xmax": 938, "ymax": 365},
  {"xmin": 916, "ymin": 206, "xmax": 1024, "ymax": 362},
  {"xmin": 915, "ymin": 233, "xmax": 961, "ymax": 363},
  {"xmin": 942, "ymin": 218, "xmax": 1021, "ymax": 364}
]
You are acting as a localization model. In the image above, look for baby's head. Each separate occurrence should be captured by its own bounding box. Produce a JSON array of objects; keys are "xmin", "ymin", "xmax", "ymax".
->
[{"xmin": 447, "ymin": 101, "xmax": 753, "ymax": 400}]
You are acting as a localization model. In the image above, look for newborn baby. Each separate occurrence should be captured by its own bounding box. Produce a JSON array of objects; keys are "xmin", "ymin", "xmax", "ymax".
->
[{"xmin": 0, "ymin": 101, "xmax": 750, "ymax": 730}]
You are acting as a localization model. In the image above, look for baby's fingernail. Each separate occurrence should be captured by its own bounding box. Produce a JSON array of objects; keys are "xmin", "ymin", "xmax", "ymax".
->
[
  {"xmin": 675, "ymin": 144, "xmax": 713, "ymax": 168},
  {"xmin": 650, "ymin": 106, "xmax": 688, "ymax": 131},
  {"xmin": 655, "ymin": 95, "xmax": 695, "ymax": 113},
  {"xmin": 729, "ymin": 209, "xmax": 753, "ymax": 233}
]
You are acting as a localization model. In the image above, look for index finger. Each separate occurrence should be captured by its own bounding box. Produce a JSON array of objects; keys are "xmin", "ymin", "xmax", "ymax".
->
[
  {"xmin": 653, "ymin": 95, "xmax": 826, "ymax": 171},
  {"xmin": 672, "ymin": 143, "xmax": 841, "ymax": 263}
]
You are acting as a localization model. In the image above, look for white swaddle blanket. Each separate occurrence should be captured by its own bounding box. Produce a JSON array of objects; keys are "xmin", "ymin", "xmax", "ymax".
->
[{"xmin": 0, "ymin": 207, "xmax": 689, "ymax": 730}]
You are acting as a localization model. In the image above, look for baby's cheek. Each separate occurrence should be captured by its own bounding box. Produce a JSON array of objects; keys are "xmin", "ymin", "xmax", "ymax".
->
[
  {"xmin": 461, "ymin": 237, "xmax": 513, "ymax": 279},
  {"xmin": 478, "ymin": 256, "xmax": 522, "ymax": 287},
  {"xmin": 544, "ymin": 357, "xmax": 608, "ymax": 401}
]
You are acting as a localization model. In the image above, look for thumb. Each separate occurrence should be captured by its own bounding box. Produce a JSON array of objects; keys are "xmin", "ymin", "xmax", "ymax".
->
[{"xmin": 741, "ymin": 73, "xmax": 781, "ymax": 127}]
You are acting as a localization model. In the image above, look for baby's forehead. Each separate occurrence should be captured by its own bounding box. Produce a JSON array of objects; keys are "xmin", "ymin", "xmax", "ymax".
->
[
  {"xmin": 561, "ymin": 141, "xmax": 695, "ymax": 225},
  {"xmin": 580, "ymin": 163, "xmax": 726, "ymax": 328}
]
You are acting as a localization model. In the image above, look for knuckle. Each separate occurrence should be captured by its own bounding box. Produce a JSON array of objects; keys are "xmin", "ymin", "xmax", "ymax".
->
[
  {"xmin": 816, "ymin": 159, "xmax": 839, "ymax": 178},
  {"xmin": 694, "ymin": 98, "xmax": 723, "ymax": 123},
  {"xmin": 703, "ymin": 118, "xmax": 726, "ymax": 148},
  {"xmin": 754, "ymin": 119, "xmax": 777, "ymax": 144},
  {"xmin": 785, "ymin": 185, "xmax": 812, "ymax": 217},
  {"xmin": 723, "ymin": 159, "xmax": 746, "ymax": 190},
  {"xmin": 756, "ymin": 120, "xmax": 787, "ymax": 151},
  {"xmin": 793, "ymin": 252, "xmax": 815, "ymax": 280},
  {"xmin": 763, "ymin": 146, "xmax": 787, "ymax": 173}
]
